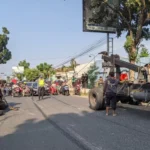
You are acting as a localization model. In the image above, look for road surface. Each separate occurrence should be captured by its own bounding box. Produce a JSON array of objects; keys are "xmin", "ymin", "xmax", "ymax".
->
[{"xmin": 0, "ymin": 95, "xmax": 150, "ymax": 150}]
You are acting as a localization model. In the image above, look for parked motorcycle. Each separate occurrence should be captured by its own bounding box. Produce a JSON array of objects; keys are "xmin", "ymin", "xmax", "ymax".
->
[
  {"xmin": 60, "ymin": 85, "xmax": 70, "ymax": 96},
  {"xmin": 44, "ymin": 86, "xmax": 50, "ymax": 95},
  {"xmin": 23, "ymin": 88, "xmax": 31, "ymax": 96},
  {"xmin": 75, "ymin": 84, "xmax": 81, "ymax": 95},
  {"xmin": 50, "ymin": 86, "xmax": 58, "ymax": 95},
  {"xmin": 12, "ymin": 87, "xmax": 22, "ymax": 97}
]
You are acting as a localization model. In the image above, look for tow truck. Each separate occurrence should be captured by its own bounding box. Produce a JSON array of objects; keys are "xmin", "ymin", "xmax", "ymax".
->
[{"xmin": 89, "ymin": 52, "xmax": 150, "ymax": 110}]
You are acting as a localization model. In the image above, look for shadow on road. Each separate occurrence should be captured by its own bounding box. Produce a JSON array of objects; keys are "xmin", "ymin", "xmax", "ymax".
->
[{"xmin": 0, "ymin": 103, "xmax": 150, "ymax": 150}]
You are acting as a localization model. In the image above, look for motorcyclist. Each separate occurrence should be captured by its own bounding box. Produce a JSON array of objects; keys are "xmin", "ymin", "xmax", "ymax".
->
[
  {"xmin": 22, "ymin": 82, "xmax": 30, "ymax": 97},
  {"xmin": 12, "ymin": 83, "xmax": 20, "ymax": 97},
  {"xmin": 50, "ymin": 82, "xmax": 57, "ymax": 95},
  {"xmin": 38, "ymin": 75, "xmax": 45, "ymax": 100}
]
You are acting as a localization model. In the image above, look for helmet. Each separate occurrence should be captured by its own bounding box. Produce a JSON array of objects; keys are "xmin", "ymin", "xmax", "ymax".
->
[{"xmin": 40, "ymin": 74, "xmax": 43, "ymax": 78}]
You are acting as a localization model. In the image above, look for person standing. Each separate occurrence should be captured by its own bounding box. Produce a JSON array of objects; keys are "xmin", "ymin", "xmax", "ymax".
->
[
  {"xmin": 103, "ymin": 72, "xmax": 119, "ymax": 116},
  {"xmin": 72, "ymin": 75, "xmax": 76, "ymax": 88},
  {"xmin": 81, "ymin": 74, "xmax": 85, "ymax": 88},
  {"xmin": 38, "ymin": 75, "xmax": 45, "ymax": 100},
  {"xmin": 84, "ymin": 73, "xmax": 88, "ymax": 88},
  {"xmin": 98, "ymin": 76, "xmax": 104, "ymax": 87}
]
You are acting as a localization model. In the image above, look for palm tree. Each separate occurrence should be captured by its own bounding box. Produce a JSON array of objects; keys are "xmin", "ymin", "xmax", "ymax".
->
[
  {"xmin": 70, "ymin": 59, "xmax": 77, "ymax": 73},
  {"xmin": 61, "ymin": 65, "xmax": 68, "ymax": 79}
]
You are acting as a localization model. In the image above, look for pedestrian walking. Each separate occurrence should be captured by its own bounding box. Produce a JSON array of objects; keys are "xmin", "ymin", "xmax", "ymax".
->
[{"xmin": 103, "ymin": 72, "xmax": 119, "ymax": 116}]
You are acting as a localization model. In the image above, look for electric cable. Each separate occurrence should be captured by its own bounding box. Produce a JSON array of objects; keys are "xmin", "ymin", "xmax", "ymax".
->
[
  {"xmin": 55, "ymin": 38, "xmax": 106, "ymax": 68},
  {"xmin": 76, "ymin": 55, "xmax": 98, "ymax": 74}
]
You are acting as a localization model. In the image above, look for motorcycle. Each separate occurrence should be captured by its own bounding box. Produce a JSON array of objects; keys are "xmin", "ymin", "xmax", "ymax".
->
[
  {"xmin": 23, "ymin": 88, "xmax": 31, "ymax": 96},
  {"xmin": 60, "ymin": 85, "xmax": 70, "ymax": 96},
  {"xmin": 12, "ymin": 87, "xmax": 22, "ymax": 97},
  {"xmin": 50, "ymin": 86, "xmax": 58, "ymax": 95},
  {"xmin": 44, "ymin": 86, "xmax": 50, "ymax": 95},
  {"xmin": 75, "ymin": 84, "xmax": 81, "ymax": 95}
]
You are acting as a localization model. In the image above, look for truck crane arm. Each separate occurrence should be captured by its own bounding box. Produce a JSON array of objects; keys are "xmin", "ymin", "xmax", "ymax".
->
[{"xmin": 102, "ymin": 54, "xmax": 142, "ymax": 72}]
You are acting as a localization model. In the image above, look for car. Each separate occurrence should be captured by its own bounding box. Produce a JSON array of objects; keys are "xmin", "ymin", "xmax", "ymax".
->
[
  {"xmin": 26, "ymin": 82, "xmax": 33, "ymax": 88},
  {"xmin": 26, "ymin": 82, "xmax": 50, "ymax": 96},
  {"xmin": 32, "ymin": 82, "xmax": 39, "ymax": 96}
]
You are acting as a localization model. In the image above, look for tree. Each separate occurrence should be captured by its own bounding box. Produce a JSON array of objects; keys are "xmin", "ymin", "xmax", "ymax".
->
[
  {"xmin": 89, "ymin": 0, "xmax": 150, "ymax": 80},
  {"xmin": 61, "ymin": 65, "xmax": 69, "ymax": 79},
  {"xmin": 0, "ymin": 27, "xmax": 12, "ymax": 64},
  {"xmin": 139, "ymin": 46, "xmax": 149, "ymax": 58},
  {"xmin": 36, "ymin": 62, "xmax": 55, "ymax": 79},
  {"xmin": 18, "ymin": 60, "xmax": 30, "ymax": 69},
  {"xmin": 136, "ymin": 45, "xmax": 149, "ymax": 62},
  {"xmin": 24, "ymin": 68, "xmax": 40, "ymax": 81},
  {"xmin": 87, "ymin": 63, "xmax": 99, "ymax": 88},
  {"xmin": 16, "ymin": 73, "xmax": 24, "ymax": 81},
  {"xmin": 70, "ymin": 59, "xmax": 77, "ymax": 72}
]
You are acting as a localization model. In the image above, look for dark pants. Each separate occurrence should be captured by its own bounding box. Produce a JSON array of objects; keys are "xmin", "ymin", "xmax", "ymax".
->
[
  {"xmin": 72, "ymin": 82, "xmax": 76, "ymax": 88},
  {"xmin": 82, "ymin": 82, "xmax": 88, "ymax": 88},
  {"xmin": 105, "ymin": 93, "xmax": 117, "ymax": 110},
  {"xmin": 38, "ymin": 87, "xmax": 45, "ymax": 99}
]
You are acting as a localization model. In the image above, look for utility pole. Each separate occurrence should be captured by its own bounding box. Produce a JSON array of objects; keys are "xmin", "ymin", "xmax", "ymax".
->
[{"xmin": 107, "ymin": 33, "xmax": 109, "ymax": 55}]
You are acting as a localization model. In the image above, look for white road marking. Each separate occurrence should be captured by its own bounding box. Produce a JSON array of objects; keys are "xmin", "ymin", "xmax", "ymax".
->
[
  {"xmin": 66, "ymin": 127, "xmax": 103, "ymax": 150},
  {"xmin": 28, "ymin": 112, "xmax": 35, "ymax": 116},
  {"xmin": 68, "ymin": 124, "xmax": 76, "ymax": 127}
]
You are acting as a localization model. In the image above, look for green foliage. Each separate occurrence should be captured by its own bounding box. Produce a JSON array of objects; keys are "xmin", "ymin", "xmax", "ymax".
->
[
  {"xmin": 124, "ymin": 36, "xmax": 137, "ymax": 61},
  {"xmin": 0, "ymin": 27, "xmax": 12, "ymax": 64},
  {"xmin": 16, "ymin": 74, "xmax": 24, "ymax": 81},
  {"xmin": 139, "ymin": 47, "xmax": 149, "ymax": 58},
  {"xmin": 136, "ymin": 45, "xmax": 149, "ymax": 62},
  {"xmin": 36, "ymin": 62, "xmax": 55, "ymax": 79},
  {"xmin": 87, "ymin": 63, "xmax": 99, "ymax": 88},
  {"xmin": 24, "ymin": 68, "xmax": 40, "ymax": 81},
  {"xmin": 89, "ymin": 0, "xmax": 150, "ymax": 62},
  {"xmin": 18, "ymin": 60, "xmax": 30, "ymax": 69}
]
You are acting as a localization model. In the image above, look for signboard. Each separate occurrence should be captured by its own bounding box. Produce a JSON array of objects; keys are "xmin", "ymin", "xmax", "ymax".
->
[
  {"xmin": 83, "ymin": 0, "xmax": 119, "ymax": 33},
  {"xmin": 12, "ymin": 66, "xmax": 24, "ymax": 74}
]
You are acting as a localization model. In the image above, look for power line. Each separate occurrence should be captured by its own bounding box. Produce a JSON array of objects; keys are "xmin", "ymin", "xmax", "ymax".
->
[
  {"xmin": 77, "ymin": 54, "xmax": 98, "ymax": 74},
  {"xmin": 54, "ymin": 38, "xmax": 106, "ymax": 67},
  {"xmin": 55, "ymin": 38, "xmax": 106, "ymax": 68}
]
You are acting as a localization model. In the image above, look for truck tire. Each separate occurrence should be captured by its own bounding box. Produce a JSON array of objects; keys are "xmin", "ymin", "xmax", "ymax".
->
[
  {"xmin": 119, "ymin": 97, "xmax": 129, "ymax": 104},
  {"xmin": 89, "ymin": 87, "xmax": 105, "ymax": 110},
  {"xmin": 0, "ymin": 110, "xmax": 3, "ymax": 115}
]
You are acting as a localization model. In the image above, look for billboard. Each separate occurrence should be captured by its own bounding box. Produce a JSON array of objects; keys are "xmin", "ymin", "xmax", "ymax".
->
[
  {"xmin": 12, "ymin": 66, "xmax": 24, "ymax": 74},
  {"xmin": 83, "ymin": 0, "xmax": 119, "ymax": 33}
]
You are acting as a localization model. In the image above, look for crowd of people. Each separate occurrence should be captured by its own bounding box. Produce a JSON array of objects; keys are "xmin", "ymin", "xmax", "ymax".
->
[{"xmin": 0, "ymin": 82, "xmax": 31, "ymax": 97}]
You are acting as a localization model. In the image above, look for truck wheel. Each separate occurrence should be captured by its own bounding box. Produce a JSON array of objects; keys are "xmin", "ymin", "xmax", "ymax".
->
[
  {"xmin": 129, "ymin": 99, "xmax": 140, "ymax": 105},
  {"xmin": 120, "ymin": 97, "xmax": 129, "ymax": 104},
  {"xmin": 89, "ymin": 87, "xmax": 105, "ymax": 110}
]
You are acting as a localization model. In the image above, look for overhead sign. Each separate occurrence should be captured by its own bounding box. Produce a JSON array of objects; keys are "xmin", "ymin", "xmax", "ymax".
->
[{"xmin": 83, "ymin": 0, "xmax": 119, "ymax": 33}]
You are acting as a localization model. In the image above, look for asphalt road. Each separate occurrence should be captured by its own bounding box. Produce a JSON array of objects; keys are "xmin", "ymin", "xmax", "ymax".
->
[{"xmin": 0, "ymin": 95, "xmax": 150, "ymax": 150}]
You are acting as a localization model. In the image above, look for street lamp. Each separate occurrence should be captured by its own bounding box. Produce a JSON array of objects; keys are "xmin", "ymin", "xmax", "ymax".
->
[{"xmin": 89, "ymin": 54, "xmax": 96, "ymax": 63}]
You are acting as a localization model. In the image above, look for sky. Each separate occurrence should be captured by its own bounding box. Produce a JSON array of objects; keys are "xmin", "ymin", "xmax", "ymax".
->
[{"xmin": 0, "ymin": 0, "xmax": 149, "ymax": 77}]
